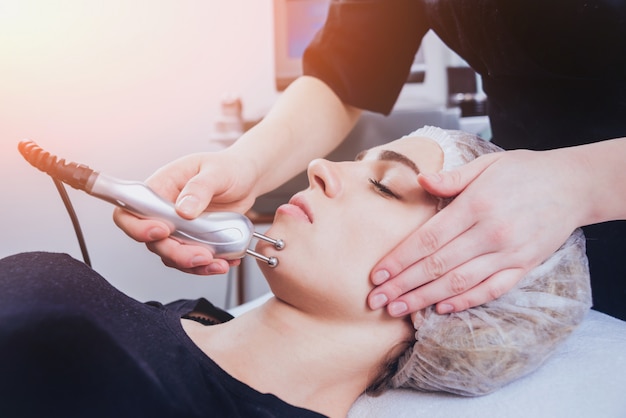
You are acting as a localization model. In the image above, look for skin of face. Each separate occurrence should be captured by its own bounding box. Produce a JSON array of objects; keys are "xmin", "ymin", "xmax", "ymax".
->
[{"xmin": 256, "ymin": 136, "xmax": 444, "ymax": 322}]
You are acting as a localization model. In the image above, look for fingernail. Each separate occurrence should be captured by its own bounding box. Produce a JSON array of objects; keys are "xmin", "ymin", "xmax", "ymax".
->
[
  {"xmin": 372, "ymin": 269, "xmax": 390, "ymax": 285},
  {"xmin": 191, "ymin": 255, "xmax": 211, "ymax": 267},
  {"xmin": 370, "ymin": 293, "xmax": 388, "ymax": 309},
  {"xmin": 147, "ymin": 227, "xmax": 167, "ymax": 240},
  {"xmin": 388, "ymin": 301, "xmax": 408, "ymax": 316},
  {"xmin": 437, "ymin": 303, "xmax": 454, "ymax": 314},
  {"xmin": 177, "ymin": 195, "xmax": 199, "ymax": 216},
  {"xmin": 205, "ymin": 263, "xmax": 225, "ymax": 274}
]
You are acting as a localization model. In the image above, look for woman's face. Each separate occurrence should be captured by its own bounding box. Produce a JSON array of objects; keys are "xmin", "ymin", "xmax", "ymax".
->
[{"xmin": 257, "ymin": 136, "xmax": 444, "ymax": 320}]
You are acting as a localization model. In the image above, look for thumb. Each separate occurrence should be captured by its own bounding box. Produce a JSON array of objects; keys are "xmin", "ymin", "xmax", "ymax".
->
[
  {"xmin": 418, "ymin": 153, "xmax": 497, "ymax": 198},
  {"xmin": 175, "ymin": 175, "xmax": 216, "ymax": 219}
]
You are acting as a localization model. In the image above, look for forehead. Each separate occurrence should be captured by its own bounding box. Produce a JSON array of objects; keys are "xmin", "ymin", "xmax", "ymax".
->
[{"xmin": 360, "ymin": 136, "xmax": 444, "ymax": 173}]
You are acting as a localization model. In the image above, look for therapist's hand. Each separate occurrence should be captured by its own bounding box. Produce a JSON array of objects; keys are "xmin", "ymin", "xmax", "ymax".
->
[
  {"xmin": 113, "ymin": 149, "xmax": 257, "ymax": 275},
  {"xmin": 368, "ymin": 149, "xmax": 583, "ymax": 316}
]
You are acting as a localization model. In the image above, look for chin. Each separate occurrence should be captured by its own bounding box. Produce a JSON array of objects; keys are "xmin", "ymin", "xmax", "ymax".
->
[{"xmin": 254, "ymin": 239, "xmax": 290, "ymax": 279}]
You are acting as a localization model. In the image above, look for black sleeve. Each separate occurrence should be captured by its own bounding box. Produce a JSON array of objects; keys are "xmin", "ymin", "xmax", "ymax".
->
[{"xmin": 303, "ymin": 0, "xmax": 429, "ymax": 115}]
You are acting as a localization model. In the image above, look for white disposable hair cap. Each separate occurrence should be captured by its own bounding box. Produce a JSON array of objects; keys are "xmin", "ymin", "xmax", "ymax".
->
[
  {"xmin": 401, "ymin": 126, "xmax": 504, "ymax": 210},
  {"xmin": 406, "ymin": 125, "xmax": 504, "ymax": 171},
  {"xmin": 388, "ymin": 127, "xmax": 592, "ymax": 396}
]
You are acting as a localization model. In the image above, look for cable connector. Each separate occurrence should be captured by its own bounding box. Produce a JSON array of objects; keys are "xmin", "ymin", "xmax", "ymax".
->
[{"xmin": 18, "ymin": 141, "xmax": 95, "ymax": 191}]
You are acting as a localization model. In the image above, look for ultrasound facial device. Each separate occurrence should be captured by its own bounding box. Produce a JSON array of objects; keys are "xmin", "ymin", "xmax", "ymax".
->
[{"xmin": 18, "ymin": 141, "xmax": 284, "ymax": 267}]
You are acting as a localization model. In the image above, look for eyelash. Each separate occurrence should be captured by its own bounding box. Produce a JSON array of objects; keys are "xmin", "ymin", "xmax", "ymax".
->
[{"xmin": 368, "ymin": 178, "xmax": 400, "ymax": 199}]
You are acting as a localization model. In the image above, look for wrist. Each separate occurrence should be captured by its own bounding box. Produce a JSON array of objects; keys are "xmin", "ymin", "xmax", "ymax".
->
[
  {"xmin": 219, "ymin": 143, "xmax": 263, "ymax": 197},
  {"xmin": 551, "ymin": 138, "xmax": 626, "ymax": 227}
]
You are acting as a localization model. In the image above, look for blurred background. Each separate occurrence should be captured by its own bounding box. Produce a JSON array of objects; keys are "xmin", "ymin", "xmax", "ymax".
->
[{"xmin": 0, "ymin": 0, "xmax": 480, "ymax": 307}]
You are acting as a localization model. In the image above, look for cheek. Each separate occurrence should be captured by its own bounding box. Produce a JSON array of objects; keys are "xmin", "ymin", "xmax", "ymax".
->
[
  {"xmin": 350, "ymin": 205, "xmax": 425, "ymax": 252},
  {"xmin": 258, "ymin": 221, "xmax": 375, "ymax": 316},
  {"xmin": 257, "ymin": 201, "xmax": 436, "ymax": 317}
]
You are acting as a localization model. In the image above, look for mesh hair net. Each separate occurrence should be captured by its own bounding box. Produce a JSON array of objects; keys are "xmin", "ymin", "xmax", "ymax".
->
[{"xmin": 390, "ymin": 127, "xmax": 592, "ymax": 396}]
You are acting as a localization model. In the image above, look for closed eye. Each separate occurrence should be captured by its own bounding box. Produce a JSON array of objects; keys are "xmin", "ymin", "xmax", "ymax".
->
[{"xmin": 369, "ymin": 178, "xmax": 400, "ymax": 199}]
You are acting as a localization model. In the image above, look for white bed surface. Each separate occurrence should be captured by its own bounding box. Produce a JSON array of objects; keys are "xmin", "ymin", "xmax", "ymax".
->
[
  {"xmin": 230, "ymin": 296, "xmax": 626, "ymax": 418},
  {"xmin": 349, "ymin": 310, "xmax": 626, "ymax": 418}
]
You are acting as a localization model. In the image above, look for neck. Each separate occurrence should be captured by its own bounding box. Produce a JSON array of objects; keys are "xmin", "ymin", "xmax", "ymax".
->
[{"xmin": 183, "ymin": 297, "xmax": 410, "ymax": 417}]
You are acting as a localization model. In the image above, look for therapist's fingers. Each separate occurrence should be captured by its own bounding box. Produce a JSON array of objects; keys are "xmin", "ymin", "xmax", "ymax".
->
[
  {"xmin": 418, "ymin": 153, "xmax": 500, "ymax": 198},
  {"xmin": 432, "ymin": 268, "xmax": 526, "ymax": 314},
  {"xmin": 380, "ymin": 254, "xmax": 523, "ymax": 316},
  {"xmin": 370, "ymin": 156, "xmax": 497, "ymax": 286},
  {"xmin": 368, "ymin": 225, "xmax": 496, "ymax": 309},
  {"xmin": 175, "ymin": 173, "xmax": 219, "ymax": 219},
  {"xmin": 146, "ymin": 237, "xmax": 232, "ymax": 275},
  {"xmin": 172, "ymin": 159, "xmax": 256, "ymax": 219},
  {"xmin": 115, "ymin": 208, "xmax": 236, "ymax": 276},
  {"xmin": 370, "ymin": 199, "xmax": 477, "ymax": 287},
  {"xmin": 143, "ymin": 152, "xmax": 232, "ymax": 219},
  {"xmin": 112, "ymin": 207, "xmax": 171, "ymax": 243}
]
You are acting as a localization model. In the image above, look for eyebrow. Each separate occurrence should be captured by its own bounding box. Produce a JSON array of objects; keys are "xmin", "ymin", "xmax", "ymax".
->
[{"xmin": 355, "ymin": 149, "xmax": 420, "ymax": 175}]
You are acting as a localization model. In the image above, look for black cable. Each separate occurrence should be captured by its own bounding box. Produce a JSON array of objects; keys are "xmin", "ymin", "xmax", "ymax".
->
[{"xmin": 52, "ymin": 178, "xmax": 92, "ymax": 267}]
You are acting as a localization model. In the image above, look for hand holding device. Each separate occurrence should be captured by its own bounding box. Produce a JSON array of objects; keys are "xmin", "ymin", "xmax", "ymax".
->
[{"xmin": 18, "ymin": 141, "xmax": 284, "ymax": 267}]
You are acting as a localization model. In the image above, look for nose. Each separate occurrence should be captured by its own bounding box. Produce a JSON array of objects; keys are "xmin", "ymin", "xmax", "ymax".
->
[{"xmin": 306, "ymin": 158, "xmax": 341, "ymax": 198}]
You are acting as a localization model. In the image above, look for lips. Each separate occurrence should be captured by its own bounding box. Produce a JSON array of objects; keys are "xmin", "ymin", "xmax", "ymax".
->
[{"xmin": 279, "ymin": 193, "xmax": 313, "ymax": 223}]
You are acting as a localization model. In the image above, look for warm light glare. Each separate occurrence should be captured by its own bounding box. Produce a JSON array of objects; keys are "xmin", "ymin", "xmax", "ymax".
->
[
  {"xmin": 0, "ymin": 0, "xmax": 274, "ymax": 221},
  {"xmin": 0, "ymin": 1, "xmax": 274, "ymax": 155}
]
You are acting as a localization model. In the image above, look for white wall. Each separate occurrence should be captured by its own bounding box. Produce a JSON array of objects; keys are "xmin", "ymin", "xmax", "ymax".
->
[
  {"xmin": 0, "ymin": 1, "xmax": 453, "ymax": 306},
  {"xmin": 0, "ymin": 0, "xmax": 281, "ymax": 306}
]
